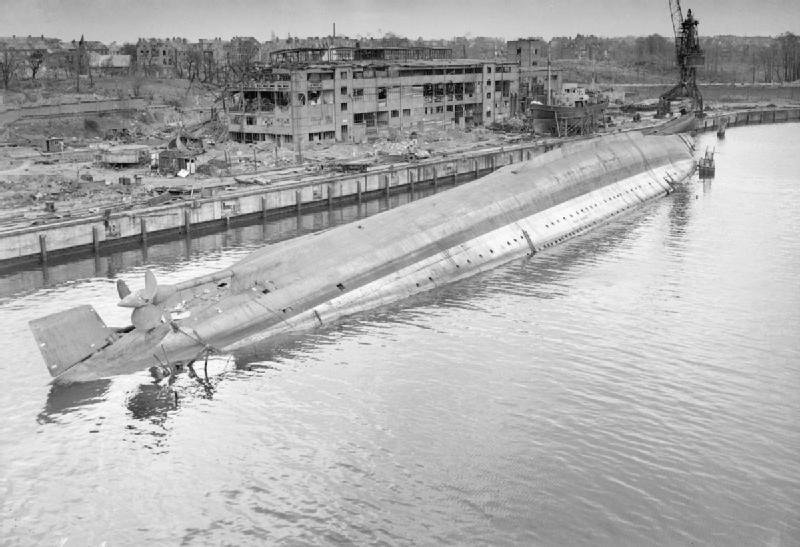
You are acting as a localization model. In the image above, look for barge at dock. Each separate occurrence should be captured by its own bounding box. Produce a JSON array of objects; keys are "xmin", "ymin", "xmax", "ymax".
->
[{"xmin": 30, "ymin": 131, "xmax": 696, "ymax": 383}]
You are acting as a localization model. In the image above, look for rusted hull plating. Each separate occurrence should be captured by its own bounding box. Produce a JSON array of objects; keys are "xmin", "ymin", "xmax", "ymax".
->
[{"xmin": 50, "ymin": 131, "xmax": 696, "ymax": 383}]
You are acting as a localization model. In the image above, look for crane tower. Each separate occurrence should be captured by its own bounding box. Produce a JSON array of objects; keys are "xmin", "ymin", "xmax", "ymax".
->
[{"xmin": 656, "ymin": 1, "xmax": 705, "ymax": 117}]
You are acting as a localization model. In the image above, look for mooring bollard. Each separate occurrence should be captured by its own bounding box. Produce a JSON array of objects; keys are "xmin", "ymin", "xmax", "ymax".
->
[
  {"xmin": 39, "ymin": 234, "xmax": 47, "ymax": 264},
  {"xmin": 92, "ymin": 225, "xmax": 100, "ymax": 256}
]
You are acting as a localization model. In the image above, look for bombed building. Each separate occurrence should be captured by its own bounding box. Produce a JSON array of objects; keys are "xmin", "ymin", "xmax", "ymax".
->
[{"xmin": 228, "ymin": 46, "xmax": 519, "ymax": 145}]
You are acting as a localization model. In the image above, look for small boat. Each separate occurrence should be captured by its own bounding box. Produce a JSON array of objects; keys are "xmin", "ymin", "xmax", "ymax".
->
[
  {"xmin": 699, "ymin": 147, "xmax": 715, "ymax": 177},
  {"xmin": 716, "ymin": 118, "xmax": 727, "ymax": 139}
]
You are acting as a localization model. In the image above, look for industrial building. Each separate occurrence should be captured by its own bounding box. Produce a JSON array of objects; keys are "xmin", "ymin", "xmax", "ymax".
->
[
  {"xmin": 506, "ymin": 37, "xmax": 563, "ymax": 106},
  {"xmin": 228, "ymin": 46, "xmax": 519, "ymax": 145}
]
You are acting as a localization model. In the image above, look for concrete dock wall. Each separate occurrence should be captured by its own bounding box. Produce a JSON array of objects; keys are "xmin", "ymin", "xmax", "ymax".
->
[
  {"xmin": 697, "ymin": 106, "xmax": 800, "ymax": 131},
  {"xmin": 2, "ymin": 106, "xmax": 797, "ymax": 267},
  {"xmin": 0, "ymin": 141, "xmax": 552, "ymax": 265}
]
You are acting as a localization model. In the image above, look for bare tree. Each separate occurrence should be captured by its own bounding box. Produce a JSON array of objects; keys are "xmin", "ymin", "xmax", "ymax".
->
[
  {"xmin": 778, "ymin": 32, "xmax": 800, "ymax": 82},
  {"xmin": 184, "ymin": 49, "xmax": 203, "ymax": 84},
  {"xmin": 27, "ymin": 49, "xmax": 45, "ymax": 81},
  {"xmin": 0, "ymin": 46, "xmax": 21, "ymax": 89},
  {"xmin": 226, "ymin": 39, "xmax": 260, "ymax": 84}
]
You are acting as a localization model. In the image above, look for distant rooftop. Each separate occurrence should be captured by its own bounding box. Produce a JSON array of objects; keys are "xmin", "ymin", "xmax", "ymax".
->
[{"xmin": 269, "ymin": 45, "xmax": 454, "ymax": 65}]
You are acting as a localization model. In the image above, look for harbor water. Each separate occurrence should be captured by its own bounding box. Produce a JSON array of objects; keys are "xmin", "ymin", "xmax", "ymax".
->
[{"xmin": 1, "ymin": 124, "xmax": 798, "ymax": 545}]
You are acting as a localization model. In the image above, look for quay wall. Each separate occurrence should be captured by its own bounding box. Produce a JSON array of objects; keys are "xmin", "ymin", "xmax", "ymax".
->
[
  {"xmin": 0, "ymin": 141, "xmax": 555, "ymax": 265},
  {"xmin": 1, "ymin": 106, "xmax": 798, "ymax": 266}
]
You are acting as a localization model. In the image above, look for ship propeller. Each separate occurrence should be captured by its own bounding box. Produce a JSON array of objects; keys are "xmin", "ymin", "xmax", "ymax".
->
[{"xmin": 117, "ymin": 270, "xmax": 164, "ymax": 331}]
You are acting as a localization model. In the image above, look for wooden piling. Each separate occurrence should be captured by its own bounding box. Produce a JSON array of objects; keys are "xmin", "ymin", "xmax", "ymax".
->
[
  {"xmin": 474, "ymin": 159, "xmax": 479, "ymax": 178},
  {"xmin": 140, "ymin": 217, "xmax": 148, "ymax": 245},
  {"xmin": 184, "ymin": 209, "xmax": 191, "ymax": 235},
  {"xmin": 384, "ymin": 175, "xmax": 390, "ymax": 197},
  {"xmin": 39, "ymin": 234, "xmax": 47, "ymax": 264},
  {"xmin": 261, "ymin": 195, "xmax": 268, "ymax": 220},
  {"xmin": 92, "ymin": 225, "xmax": 100, "ymax": 256},
  {"xmin": 328, "ymin": 184, "xmax": 334, "ymax": 208},
  {"xmin": 295, "ymin": 190, "xmax": 302, "ymax": 213},
  {"xmin": 433, "ymin": 168, "xmax": 438, "ymax": 188},
  {"xmin": 357, "ymin": 179, "xmax": 362, "ymax": 204}
]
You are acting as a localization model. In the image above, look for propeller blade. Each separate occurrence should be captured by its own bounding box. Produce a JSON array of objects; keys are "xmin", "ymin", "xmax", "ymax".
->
[
  {"xmin": 116, "ymin": 279, "xmax": 131, "ymax": 299},
  {"xmin": 142, "ymin": 270, "xmax": 158, "ymax": 301}
]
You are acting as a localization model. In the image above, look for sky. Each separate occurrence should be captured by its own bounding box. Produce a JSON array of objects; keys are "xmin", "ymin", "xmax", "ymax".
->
[{"xmin": 0, "ymin": 0, "xmax": 797, "ymax": 43}]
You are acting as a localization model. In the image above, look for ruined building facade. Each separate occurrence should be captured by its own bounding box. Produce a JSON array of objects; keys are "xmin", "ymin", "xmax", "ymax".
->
[
  {"xmin": 506, "ymin": 37, "xmax": 562, "ymax": 106},
  {"xmin": 228, "ymin": 46, "xmax": 519, "ymax": 145}
]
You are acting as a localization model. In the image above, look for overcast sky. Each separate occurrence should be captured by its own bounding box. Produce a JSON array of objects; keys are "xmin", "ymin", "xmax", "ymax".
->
[{"xmin": 1, "ymin": 0, "xmax": 797, "ymax": 43}]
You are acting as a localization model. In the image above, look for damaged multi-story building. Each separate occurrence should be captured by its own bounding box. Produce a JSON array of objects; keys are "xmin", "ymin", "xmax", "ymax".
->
[
  {"xmin": 228, "ymin": 45, "xmax": 519, "ymax": 145},
  {"xmin": 506, "ymin": 37, "xmax": 563, "ymax": 106}
]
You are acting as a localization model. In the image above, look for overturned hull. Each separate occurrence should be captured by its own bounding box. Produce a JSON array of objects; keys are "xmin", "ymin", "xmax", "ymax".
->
[{"xmin": 31, "ymin": 132, "xmax": 696, "ymax": 383}]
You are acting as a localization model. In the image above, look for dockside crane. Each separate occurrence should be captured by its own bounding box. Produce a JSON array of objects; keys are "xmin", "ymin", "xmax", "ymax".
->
[{"xmin": 656, "ymin": 0, "xmax": 706, "ymax": 117}]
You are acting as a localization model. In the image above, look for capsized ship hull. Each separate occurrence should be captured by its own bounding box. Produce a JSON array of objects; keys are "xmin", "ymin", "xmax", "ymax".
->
[{"xmin": 31, "ymin": 131, "xmax": 696, "ymax": 383}]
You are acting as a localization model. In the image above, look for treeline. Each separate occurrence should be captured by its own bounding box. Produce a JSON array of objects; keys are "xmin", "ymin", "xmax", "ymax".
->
[{"xmin": 547, "ymin": 32, "xmax": 800, "ymax": 83}]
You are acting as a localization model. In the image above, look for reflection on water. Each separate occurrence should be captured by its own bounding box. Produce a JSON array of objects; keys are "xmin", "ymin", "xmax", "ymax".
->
[
  {"xmin": 2, "ymin": 125, "xmax": 799, "ymax": 545},
  {"xmin": 38, "ymin": 379, "xmax": 112, "ymax": 423}
]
